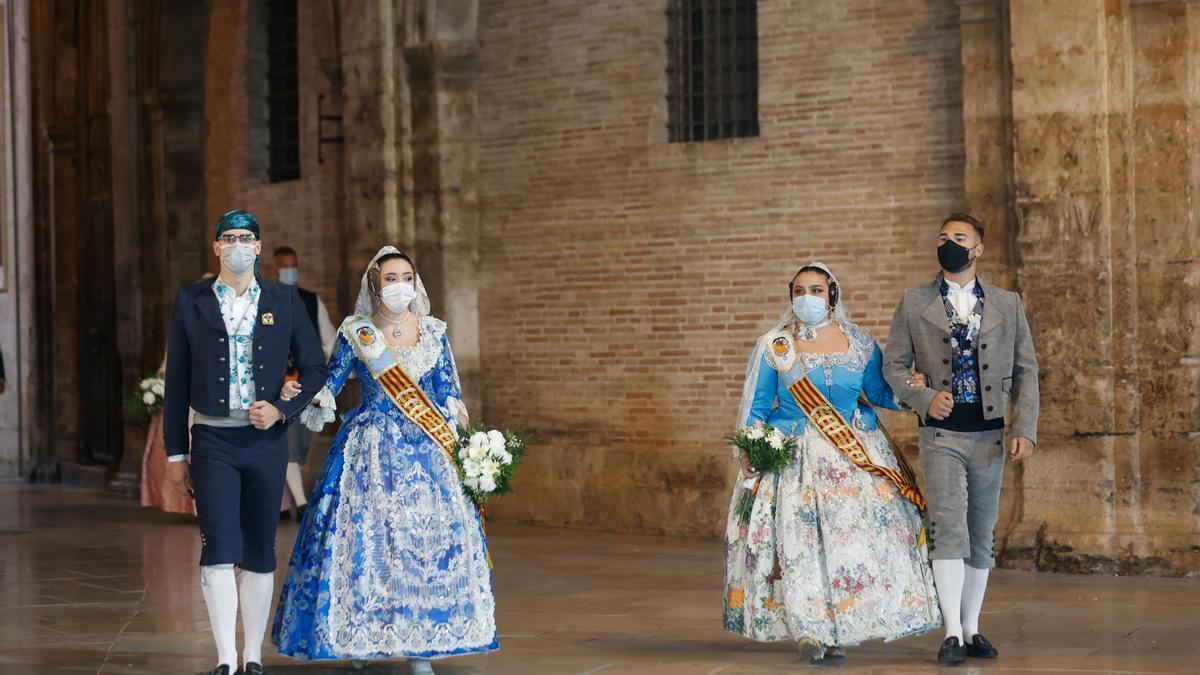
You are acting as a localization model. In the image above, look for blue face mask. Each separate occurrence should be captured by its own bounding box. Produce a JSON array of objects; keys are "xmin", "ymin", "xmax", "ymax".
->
[
  {"xmin": 278, "ymin": 267, "xmax": 298, "ymax": 286},
  {"xmin": 792, "ymin": 294, "xmax": 829, "ymax": 326}
]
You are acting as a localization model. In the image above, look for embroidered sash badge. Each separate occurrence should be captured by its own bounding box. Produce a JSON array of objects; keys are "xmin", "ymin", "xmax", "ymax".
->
[{"xmin": 772, "ymin": 336, "xmax": 790, "ymax": 357}]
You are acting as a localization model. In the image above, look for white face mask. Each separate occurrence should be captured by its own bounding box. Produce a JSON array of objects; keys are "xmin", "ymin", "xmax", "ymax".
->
[
  {"xmin": 278, "ymin": 267, "xmax": 298, "ymax": 286},
  {"xmin": 220, "ymin": 243, "xmax": 257, "ymax": 277},
  {"xmin": 379, "ymin": 282, "xmax": 417, "ymax": 313}
]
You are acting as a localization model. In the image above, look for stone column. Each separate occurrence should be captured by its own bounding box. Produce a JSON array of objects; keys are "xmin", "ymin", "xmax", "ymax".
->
[
  {"xmin": 0, "ymin": 0, "xmax": 34, "ymax": 478},
  {"xmin": 106, "ymin": 0, "xmax": 211, "ymax": 495},
  {"xmin": 1121, "ymin": 0, "xmax": 1200, "ymax": 570},
  {"xmin": 105, "ymin": 0, "xmax": 148, "ymax": 496},
  {"xmin": 958, "ymin": 0, "xmax": 1200, "ymax": 575},
  {"xmin": 403, "ymin": 0, "xmax": 482, "ymax": 411},
  {"xmin": 338, "ymin": 0, "xmax": 482, "ymax": 411},
  {"xmin": 339, "ymin": 0, "xmax": 403, "ymax": 272},
  {"xmin": 1003, "ymin": 0, "xmax": 1138, "ymax": 569},
  {"xmin": 153, "ymin": 0, "xmax": 211, "ymax": 297},
  {"xmin": 958, "ymin": 0, "xmax": 1015, "ymax": 287}
]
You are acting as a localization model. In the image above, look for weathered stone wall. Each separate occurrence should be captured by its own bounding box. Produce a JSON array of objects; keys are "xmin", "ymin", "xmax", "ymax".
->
[
  {"xmin": 983, "ymin": 0, "xmax": 1200, "ymax": 576},
  {"xmin": 474, "ymin": 0, "xmax": 967, "ymax": 536},
  {"xmin": 334, "ymin": 0, "xmax": 484, "ymax": 407}
]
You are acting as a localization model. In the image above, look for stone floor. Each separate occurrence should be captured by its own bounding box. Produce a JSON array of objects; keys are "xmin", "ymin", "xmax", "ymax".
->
[{"xmin": 0, "ymin": 481, "xmax": 1197, "ymax": 674}]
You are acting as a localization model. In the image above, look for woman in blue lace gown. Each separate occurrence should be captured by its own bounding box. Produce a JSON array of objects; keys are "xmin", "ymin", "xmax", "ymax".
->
[
  {"xmin": 724, "ymin": 263, "xmax": 940, "ymax": 662},
  {"xmin": 272, "ymin": 247, "xmax": 496, "ymax": 674}
]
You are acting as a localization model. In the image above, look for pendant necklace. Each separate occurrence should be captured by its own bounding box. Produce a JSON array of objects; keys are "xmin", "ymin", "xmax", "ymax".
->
[
  {"xmin": 795, "ymin": 319, "xmax": 832, "ymax": 342},
  {"xmin": 377, "ymin": 311, "xmax": 411, "ymax": 339}
]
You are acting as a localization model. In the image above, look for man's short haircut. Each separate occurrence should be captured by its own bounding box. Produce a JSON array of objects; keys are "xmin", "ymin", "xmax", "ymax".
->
[{"xmin": 942, "ymin": 212, "xmax": 985, "ymax": 240}]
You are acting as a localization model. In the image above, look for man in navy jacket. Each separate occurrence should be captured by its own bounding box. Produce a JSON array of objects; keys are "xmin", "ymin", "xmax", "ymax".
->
[{"xmin": 164, "ymin": 210, "xmax": 326, "ymax": 675}]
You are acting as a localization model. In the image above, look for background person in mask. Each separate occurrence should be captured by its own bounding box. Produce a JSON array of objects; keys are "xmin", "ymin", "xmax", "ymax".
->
[
  {"xmin": 883, "ymin": 213, "xmax": 1039, "ymax": 666},
  {"xmin": 271, "ymin": 246, "xmax": 337, "ymax": 519},
  {"xmin": 724, "ymin": 263, "xmax": 940, "ymax": 664},
  {"xmin": 163, "ymin": 210, "xmax": 327, "ymax": 675}
]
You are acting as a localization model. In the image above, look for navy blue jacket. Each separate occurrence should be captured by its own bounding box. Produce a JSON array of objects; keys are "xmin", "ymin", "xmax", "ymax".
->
[{"xmin": 163, "ymin": 277, "xmax": 328, "ymax": 456}]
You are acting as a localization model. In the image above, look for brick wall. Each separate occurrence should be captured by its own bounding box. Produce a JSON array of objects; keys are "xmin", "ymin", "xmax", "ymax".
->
[
  {"xmin": 476, "ymin": 0, "xmax": 967, "ymax": 535},
  {"xmin": 204, "ymin": 0, "xmax": 345, "ymax": 315}
]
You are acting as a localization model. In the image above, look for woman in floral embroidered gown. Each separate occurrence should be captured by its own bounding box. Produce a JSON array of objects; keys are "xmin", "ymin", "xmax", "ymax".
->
[
  {"xmin": 272, "ymin": 247, "xmax": 496, "ymax": 674},
  {"xmin": 724, "ymin": 262, "xmax": 940, "ymax": 661}
]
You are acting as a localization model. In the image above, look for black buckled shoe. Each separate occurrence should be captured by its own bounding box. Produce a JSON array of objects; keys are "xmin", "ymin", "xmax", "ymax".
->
[
  {"xmin": 236, "ymin": 664, "xmax": 266, "ymax": 675},
  {"xmin": 966, "ymin": 634, "xmax": 999, "ymax": 659},
  {"xmin": 937, "ymin": 637, "xmax": 967, "ymax": 665},
  {"xmin": 199, "ymin": 666, "xmax": 231, "ymax": 675}
]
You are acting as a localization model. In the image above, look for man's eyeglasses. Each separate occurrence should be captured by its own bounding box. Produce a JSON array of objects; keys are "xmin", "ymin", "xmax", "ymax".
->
[{"xmin": 218, "ymin": 234, "xmax": 258, "ymax": 245}]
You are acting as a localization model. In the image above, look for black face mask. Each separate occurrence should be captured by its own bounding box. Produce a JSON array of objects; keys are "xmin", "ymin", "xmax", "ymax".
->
[{"xmin": 938, "ymin": 240, "xmax": 976, "ymax": 274}]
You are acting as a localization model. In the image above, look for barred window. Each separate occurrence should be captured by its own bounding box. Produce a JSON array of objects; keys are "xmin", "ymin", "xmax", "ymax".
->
[
  {"xmin": 666, "ymin": 0, "xmax": 759, "ymax": 143},
  {"xmin": 266, "ymin": 0, "xmax": 300, "ymax": 181}
]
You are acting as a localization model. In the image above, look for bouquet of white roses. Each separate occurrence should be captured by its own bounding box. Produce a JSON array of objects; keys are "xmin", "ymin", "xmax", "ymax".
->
[
  {"xmin": 728, "ymin": 422, "xmax": 795, "ymax": 524},
  {"xmin": 453, "ymin": 425, "xmax": 526, "ymax": 504},
  {"xmin": 124, "ymin": 374, "xmax": 166, "ymax": 424}
]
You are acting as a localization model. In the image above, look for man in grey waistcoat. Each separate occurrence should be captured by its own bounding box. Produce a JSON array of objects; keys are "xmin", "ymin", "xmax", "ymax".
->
[{"xmin": 883, "ymin": 213, "xmax": 1039, "ymax": 666}]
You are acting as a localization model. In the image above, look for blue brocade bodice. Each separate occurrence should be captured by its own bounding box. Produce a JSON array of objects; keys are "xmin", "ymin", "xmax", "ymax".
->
[{"xmin": 746, "ymin": 322, "xmax": 900, "ymax": 436}]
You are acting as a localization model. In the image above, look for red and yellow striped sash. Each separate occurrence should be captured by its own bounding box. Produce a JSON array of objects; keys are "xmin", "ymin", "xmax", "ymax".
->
[
  {"xmin": 375, "ymin": 363, "xmax": 459, "ymax": 462},
  {"xmin": 788, "ymin": 376, "xmax": 926, "ymax": 512}
]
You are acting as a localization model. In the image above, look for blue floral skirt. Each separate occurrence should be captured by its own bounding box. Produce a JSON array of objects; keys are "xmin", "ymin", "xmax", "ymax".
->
[{"xmin": 272, "ymin": 411, "xmax": 499, "ymax": 660}]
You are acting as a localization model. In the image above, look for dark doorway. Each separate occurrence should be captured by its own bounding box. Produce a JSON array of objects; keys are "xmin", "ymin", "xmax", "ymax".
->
[{"xmin": 30, "ymin": 0, "xmax": 123, "ymax": 472}]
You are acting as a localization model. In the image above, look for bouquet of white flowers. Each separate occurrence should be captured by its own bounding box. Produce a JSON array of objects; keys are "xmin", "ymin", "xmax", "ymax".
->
[
  {"xmin": 124, "ymin": 374, "xmax": 166, "ymax": 424},
  {"xmin": 728, "ymin": 422, "xmax": 795, "ymax": 524},
  {"xmin": 453, "ymin": 425, "xmax": 526, "ymax": 504}
]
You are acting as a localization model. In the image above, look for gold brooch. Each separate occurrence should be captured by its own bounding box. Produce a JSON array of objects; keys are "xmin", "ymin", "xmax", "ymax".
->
[
  {"xmin": 357, "ymin": 326, "xmax": 376, "ymax": 346},
  {"xmin": 261, "ymin": 312, "xmax": 275, "ymax": 326}
]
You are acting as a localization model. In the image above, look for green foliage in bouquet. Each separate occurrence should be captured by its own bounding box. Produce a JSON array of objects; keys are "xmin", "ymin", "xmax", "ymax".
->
[
  {"xmin": 728, "ymin": 423, "xmax": 795, "ymax": 524},
  {"xmin": 124, "ymin": 374, "xmax": 166, "ymax": 426}
]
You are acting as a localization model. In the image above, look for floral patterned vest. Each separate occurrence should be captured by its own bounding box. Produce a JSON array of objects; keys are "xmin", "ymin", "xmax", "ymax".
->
[{"xmin": 940, "ymin": 279, "xmax": 985, "ymax": 404}]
